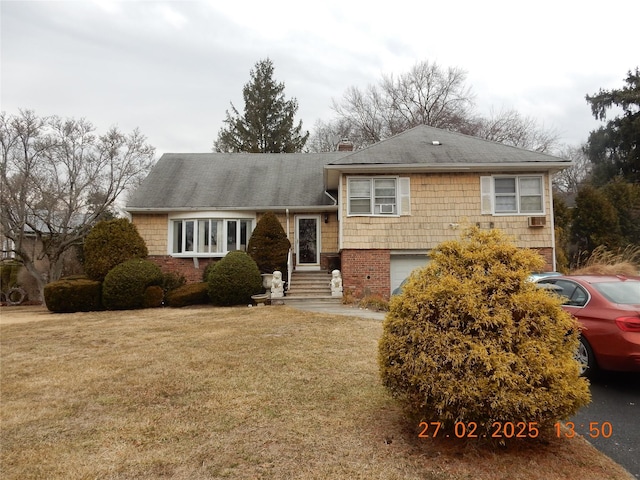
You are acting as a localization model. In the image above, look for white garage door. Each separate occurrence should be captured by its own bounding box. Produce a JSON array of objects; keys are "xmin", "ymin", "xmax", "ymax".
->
[{"xmin": 390, "ymin": 254, "xmax": 430, "ymax": 294}]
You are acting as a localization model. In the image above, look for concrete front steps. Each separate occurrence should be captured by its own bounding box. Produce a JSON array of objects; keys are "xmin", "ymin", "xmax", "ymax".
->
[{"xmin": 284, "ymin": 270, "xmax": 341, "ymax": 305}]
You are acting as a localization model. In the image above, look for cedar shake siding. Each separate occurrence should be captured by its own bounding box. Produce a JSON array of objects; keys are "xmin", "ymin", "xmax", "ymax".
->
[{"xmin": 339, "ymin": 173, "xmax": 554, "ymax": 251}]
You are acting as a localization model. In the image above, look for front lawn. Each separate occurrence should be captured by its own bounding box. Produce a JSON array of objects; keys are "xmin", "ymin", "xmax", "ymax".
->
[{"xmin": 0, "ymin": 305, "xmax": 632, "ymax": 479}]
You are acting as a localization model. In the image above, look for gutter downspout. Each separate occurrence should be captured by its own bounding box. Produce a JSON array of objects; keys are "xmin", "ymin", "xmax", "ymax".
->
[
  {"xmin": 337, "ymin": 176, "xmax": 343, "ymax": 252},
  {"xmin": 548, "ymin": 173, "xmax": 557, "ymax": 272},
  {"xmin": 324, "ymin": 190, "xmax": 337, "ymax": 205}
]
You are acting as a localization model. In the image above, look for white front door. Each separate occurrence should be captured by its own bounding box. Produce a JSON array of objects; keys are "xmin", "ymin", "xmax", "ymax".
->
[{"xmin": 296, "ymin": 215, "xmax": 321, "ymax": 270}]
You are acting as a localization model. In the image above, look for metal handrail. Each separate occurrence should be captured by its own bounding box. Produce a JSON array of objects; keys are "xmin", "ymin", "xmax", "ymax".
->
[{"xmin": 287, "ymin": 249, "xmax": 292, "ymax": 290}]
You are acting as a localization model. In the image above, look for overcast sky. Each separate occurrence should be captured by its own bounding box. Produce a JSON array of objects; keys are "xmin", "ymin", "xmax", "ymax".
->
[{"xmin": 2, "ymin": 0, "xmax": 638, "ymax": 158}]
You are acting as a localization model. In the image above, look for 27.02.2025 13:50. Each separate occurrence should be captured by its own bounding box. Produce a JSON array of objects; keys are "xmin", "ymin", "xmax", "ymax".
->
[{"xmin": 417, "ymin": 421, "xmax": 613, "ymax": 439}]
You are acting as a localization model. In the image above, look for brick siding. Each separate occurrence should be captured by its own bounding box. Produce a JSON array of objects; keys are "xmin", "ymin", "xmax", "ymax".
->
[
  {"xmin": 147, "ymin": 256, "xmax": 218, "ymax": 283},
  {"xmin": 341, "ymin": 249, "xmax": 390, "ymax": 299}
]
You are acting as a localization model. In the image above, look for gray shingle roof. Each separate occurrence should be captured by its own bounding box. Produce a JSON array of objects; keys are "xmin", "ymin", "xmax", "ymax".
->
[
  {"xmin": 329, "ymin": 125, "xmax": 570, "ymax": 166},
  {"xmin": 126, "ymin": 152, "xmax": 349, "ymax": 211},
  {"xmin": 126, "ymin": 125, "xmax": 570, "ymax": 211}
]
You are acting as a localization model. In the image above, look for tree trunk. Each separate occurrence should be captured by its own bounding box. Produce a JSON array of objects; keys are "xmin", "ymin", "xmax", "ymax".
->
[{"xmin": 22, "ymin": 259, "xmax": 47, "ymax": 305}]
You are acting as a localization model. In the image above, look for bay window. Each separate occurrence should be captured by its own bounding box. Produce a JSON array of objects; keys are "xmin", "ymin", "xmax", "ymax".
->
[{"xmin": 171, "ymin": 218, "xmax": 252, "ymax": 255}]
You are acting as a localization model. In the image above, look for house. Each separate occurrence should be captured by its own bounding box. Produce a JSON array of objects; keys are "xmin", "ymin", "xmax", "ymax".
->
[{"xmin": 125, "ymin": 125, "xmax": 571, "ymax": 299}]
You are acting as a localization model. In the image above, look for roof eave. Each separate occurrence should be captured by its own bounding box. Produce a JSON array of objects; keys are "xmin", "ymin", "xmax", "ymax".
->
[
  {"xmin": 323, "ymin": 162, "xmax": 571, "ymax": 189},
  {"xmin": 324, "ymin": 161, "xmax": 572, "ymax": 172},
  {"xmin": 126, "ymin": 205, "xmax": 339, "ymax": 214}
]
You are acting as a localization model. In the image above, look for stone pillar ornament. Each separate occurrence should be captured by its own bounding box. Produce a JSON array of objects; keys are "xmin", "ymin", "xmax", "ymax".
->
[
  {"xmin": 271, "ymin": 270, "xmax": 284, "ymax": 298},
  {"xmin": 330, "ymin": 269, "xmax": 343, "ymax": 297}
]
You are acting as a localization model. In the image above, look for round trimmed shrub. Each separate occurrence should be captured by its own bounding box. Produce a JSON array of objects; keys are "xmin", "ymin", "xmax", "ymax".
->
[
  {"xmin": 44, "ymin": 277, "xmax": 103, "ymax": 313},
  {"xmin": 378, "ymin": 228, "xmax": 590, "ymax": 435},
  {"xmin": 83, "ymin": 219, "xmax": 148, "ymax": 281},
  {"xmin": 202, "ymin": 260, "xmax": 218, "ymax": 282},
  {"xmin": 166, "ymin": 282, "xmax": 210, "ymax": 308},
  {"xmin": 207, "ymin": 251, "xmax": 262, "ymax": 306},
  {"xmin": 247, "ymin": 212, "xmax": 291, "ymax": 275},
  {"xmin": 102, "ymin": 259, "xmax": 163, "ymax": 310}
]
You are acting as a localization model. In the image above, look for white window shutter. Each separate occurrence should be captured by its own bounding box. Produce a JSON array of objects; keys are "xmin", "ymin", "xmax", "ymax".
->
[
  {"xmin": 399, "ymin": 177, "xmax": 411, "ymax": 215},
  {"xmin": 480, "ymin": 176, "xmax": 493, "ymax": 214}
]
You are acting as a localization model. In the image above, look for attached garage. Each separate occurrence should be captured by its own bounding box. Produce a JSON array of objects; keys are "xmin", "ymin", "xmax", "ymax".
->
[{"xmin": 390, "ymin": 252, "xmax": 430, "ymax": 294}]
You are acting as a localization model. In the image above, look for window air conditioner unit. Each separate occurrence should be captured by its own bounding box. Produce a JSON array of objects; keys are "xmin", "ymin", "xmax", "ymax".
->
[
  {"xmin": 380, "ymin": 204, "xmax": 395, "ymax": 214},
  {"xmin": 528, "ymin": 216, "xmax": 546, "ymax": 227}
]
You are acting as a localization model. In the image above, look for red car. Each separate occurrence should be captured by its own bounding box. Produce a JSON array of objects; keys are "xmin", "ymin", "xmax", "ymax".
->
[{"xmin": 536, "ymin": 275, "xmax": 640, "ymax": 377}]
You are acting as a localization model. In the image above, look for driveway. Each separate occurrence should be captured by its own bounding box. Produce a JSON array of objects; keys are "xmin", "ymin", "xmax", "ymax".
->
[
  {"xmin": 571, "ymin": 372, "xmax": 640, "ymax": 478},
  {"xmin": 288, "ymin": 301, "xmax": 386, "ymax": 320}
]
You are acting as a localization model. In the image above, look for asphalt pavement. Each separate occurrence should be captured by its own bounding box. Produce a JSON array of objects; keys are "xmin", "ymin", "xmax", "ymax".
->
[{"xmin": 571, "ymin": 372, "xmax": 640, "ymax": 478}]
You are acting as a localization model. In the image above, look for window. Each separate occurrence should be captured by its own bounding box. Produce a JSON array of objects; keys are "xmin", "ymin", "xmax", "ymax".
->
[
  {"xmin": 1, "ymin": 237, "xmax": 15, "ymax": 259},
  {"xmin": 172, "ymin": 218, "xmax": 252, "ymax": 255},
  {"xmin": 481, "ymin": 175, "xmax": 544, "ymax": 215},
  {"xmin": 348, "ymin": 177, "xmax": 409, "ymax": 216},
  {"xmin": 538, "ymin": 279, "xmax": 589, "ymax": 307}
]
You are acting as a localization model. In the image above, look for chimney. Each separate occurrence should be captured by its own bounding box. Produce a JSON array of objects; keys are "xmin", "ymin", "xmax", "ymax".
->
[{"xmin": 337, "ymin": 138, "xmax": 353, "ymax": 152}]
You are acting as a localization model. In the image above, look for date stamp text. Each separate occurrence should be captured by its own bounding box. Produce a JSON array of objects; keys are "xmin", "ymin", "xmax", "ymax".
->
[{"xmin": 417, "ymin": 421, "xmax": 613, "ymax": 439}]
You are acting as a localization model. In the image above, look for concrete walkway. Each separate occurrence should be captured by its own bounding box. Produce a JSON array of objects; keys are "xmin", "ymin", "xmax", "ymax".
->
[{"xmin": 288, "ymin": 301, "xmax": 387, "ymax": 320}]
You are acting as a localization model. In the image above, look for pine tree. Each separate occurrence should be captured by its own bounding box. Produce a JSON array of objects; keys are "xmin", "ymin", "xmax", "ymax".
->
[
  {"xmin": 247, "ymin": 212, "xmax": 291, "ymax": 274},
  {"xmin": 585, "ymin": 68, "xmax": 640, "ymax": 184},
  {"xmin": 214, "ymin": 59, "xmax": 309, "ymax": 153}
]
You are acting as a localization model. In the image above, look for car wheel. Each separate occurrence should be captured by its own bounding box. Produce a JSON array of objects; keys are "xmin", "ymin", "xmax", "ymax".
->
[{"xmin": 576, "ymin": 336, "xmax": 597, "ymax": 378}]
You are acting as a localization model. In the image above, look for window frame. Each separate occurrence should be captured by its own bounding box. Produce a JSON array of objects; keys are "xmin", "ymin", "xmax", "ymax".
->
[
  {"xmin": 347, "ymin": 176, "xmax": 400, "ymax": 216},
  {"xmin": 538, "ymin": 279, "xmax": 590, "ymax": 307},
  {"xmin": 482, "ymin": 174, "xmax": 545, "ymax": 215},
  {"xmin": 169, "ymin": 215, "xmax": 254, "ymax": 257}
]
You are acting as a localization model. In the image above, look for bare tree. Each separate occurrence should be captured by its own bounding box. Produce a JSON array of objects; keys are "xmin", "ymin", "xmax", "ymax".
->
[
  {"xmin": 328, "ymin": 61, "xmax": 475, "ymax": 148},
  {"xmin": 464, "ymin": 108, "xmax": 560, "ymax": 153},
  {"xmin": 311, "ymin": 61, "xmax": 560, "ymax": 154},
  {"xmin": 306, "ymin": 118, "xmax": 372, "ymax": 152},
  {"xmin": 380, "ymin": 62, "xmax": 475, "ymax": 133},
  {"xmin": 331, "ymin": 85, "xmax": 387, "ymax": 146},
  {"xmin": 0, "ymin": 110, "xmax": 155, "ymax": 301},
  {"xmin": 552, "ymin": 144, "xmax": 593, "ymax": 193}
]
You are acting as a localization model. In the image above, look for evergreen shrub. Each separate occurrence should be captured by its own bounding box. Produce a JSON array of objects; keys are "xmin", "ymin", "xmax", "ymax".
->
[
  {"xmin": 207, "ymin": 251, "xmax": 262, "ymax": 306},
  {"xmin": 166, "ymin": 282, "xmax": 210, "ymax": 308},
  {"xmin": 247, "ymin": 212, "xmax": 291, "ymax": 276},
  {"xmin": 143, "ymin": 285, "xmax": 165, "ymax": 308},
  {"xmin": 378, "ymin": 228, "xmax": 591, "ymax": 436},
  {"xmin": 202, "ymin": 260, "xmax": 218, "ymax": 282},
  {"xmin": 102, "ymin": 259, "xmax": 163, "ymax": 310},
  {"xmin": 44, "ymin": 277, "xmax": 103, "ymax": 313},
  {"xmin": 83, "ymin": 218, "xmax": 148, "ymax": 281},
  {"xmin": 162, "ymin": 272, "xmax": 187, "ymax": 294},
  {"xmin": 0, "ymin": 261, "xmax": 21, "ymax": 291}
]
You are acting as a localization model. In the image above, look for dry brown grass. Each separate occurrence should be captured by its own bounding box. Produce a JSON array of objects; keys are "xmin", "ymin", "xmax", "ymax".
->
[
  {"xmin": 0, "ymin": 305, "xmax": 633, "ymax": 480},
  {"xmin": 572, "ymin": 245, "xmax": 640, "ymax": 276}
]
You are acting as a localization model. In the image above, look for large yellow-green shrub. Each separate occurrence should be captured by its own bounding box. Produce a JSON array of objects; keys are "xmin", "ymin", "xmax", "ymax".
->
[{"xmin": 378, "ymin": 228, "xmax": 590, "ymax": 435}]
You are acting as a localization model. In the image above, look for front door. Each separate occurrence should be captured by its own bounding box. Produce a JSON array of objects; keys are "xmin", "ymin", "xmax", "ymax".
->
[{"xmin": 296, "ymin": 215, "xmax": 321, "ymax": 270}]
